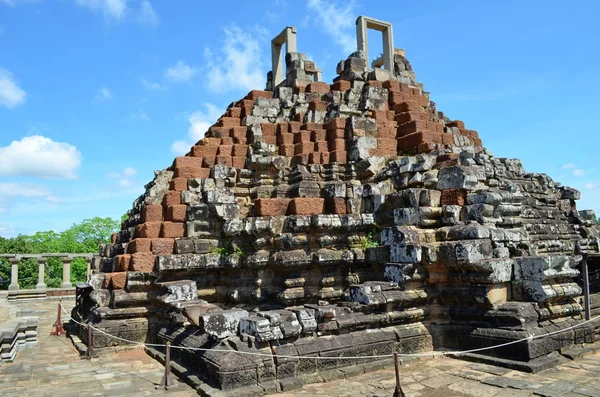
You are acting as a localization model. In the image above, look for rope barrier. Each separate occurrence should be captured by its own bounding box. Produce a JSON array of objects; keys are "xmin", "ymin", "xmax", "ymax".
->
[{"xmin": 59, "ymin": 303, "xmax": 600, "ymax": 360}]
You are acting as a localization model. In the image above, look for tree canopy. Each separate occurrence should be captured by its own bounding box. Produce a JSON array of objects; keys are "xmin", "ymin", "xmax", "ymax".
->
[{"xmin": 0, "ymin": 217, "xmax": 119, "ymax": 290}]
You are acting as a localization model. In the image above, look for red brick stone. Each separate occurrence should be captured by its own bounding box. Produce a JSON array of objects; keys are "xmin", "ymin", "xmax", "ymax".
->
[
  {"xmin": 254, "ymin": 198, "xmax": 291, "ymax": 216},
  {"xmin": 163, "ymin": 191, "xmax": 181, "ymax": 207},
  {"xmin": 167, "ymin": 204, "xmax": 187, "ymax": 222},
  {"xmin": 397, "ymin": 131, "xmax": 443, "ymax": 149},
  {"xmin": 173, "ymin": 156, "xmax": 202, "ymax": 169},
  {"xmin": 441, "ymin": 189, "xmax": 467, "ymax": 206},
  {"xmin": 306, "ymin": 82, "xmax": 330, "ymax": 94},
  {"xmin": 320, "ymin": 152, "xmax": 330, "ymax": 164},
  {"xmin": 221, "ymin": 137, "xmax": 234, "ymax": 145},
  {"xmin": 366, "ymin": 80, "xmax": 383, "ymax": 88},
  {"xmin": 161, "ymin": 221, "xmax": 185, "ymax": 238},
  {"xmin": 174, "ymin": 167, "xmax": 210, "ymax": 179},
  {"xmin": 231, "ymin": 126, "xmax": 247, "ymax": 142},
  {"xmin": 151, "ymin": 238, "xmax": 175, "ymax": 255},
  {"xmin": 294, "ymin": 131, "xmax": 312, "ymax": 144},
  {"xmin": 170, "ymin": 177, "xmax": 188, "ymax": 191},
  {"xmin": 308, "ymin": 152, "xmax": 321, "ymax": 164},
  {"xmin": 232, "ymin": 156, "xmax": 246, "ymax": 169},
  {"xmin": 218, "ymin": 145, "xmax": 233, "ymax": 156},
  {"xmin": 383, "ymin": 80, "xmax": 401, "ymax": 92},
  {"xmin": 227, "ymin": 107, "xmax": 241, "ymax": 118},
  {"xmin": 288, "ymin": 121, "xmax": 302, "ymax": 133},
  {"xmin": 202, "ymin": 156, "xmax": 216, "ymax": 167},
  {"xmin": 311, "ymin": 129, "xmax": 326, "ymax": 141},
  {"xmin": 328, "ymin": 139, "xmax": 346, "ymax": 152},
  {"xmin": 209, "ymin": 126, "xmax": 230, "ymax": 138},
  {"xmin": 325, "ymin": 118, "xmax": 346, "ymax": 130},
  {"xmin": 135, "ymin": 222, "xmax": 161, "ymax": 238},
  {"xmin": 127, "ymin": 238, "xmax": 151, "ymax": 253},
  {"xmin": 114, "ymin": 254, "xmax": 131, "ymax": 272},
  {"xmin": 326, "ymin": 198, "xmax": 347, "ymax": 214},
  {"xmin": 261, "ymin": 123, "xmax": 278, "ymax": 137},
  {"xmin": 279, "ymin": 144, "xmax": 295, "ymax": 157},
  {"xmin": 315, "ymin": 141, "xmax": 329, "ymax": 153},
  {"xmin": 308, "ymin": 100, "xmax": 328, "ymax": 111},
  {"xmin": 277, "ymin": 122, "xmax": 289, "ymax": 133},
  {"xmin": 378, "ymin": 126, "xmax": 397, "ymax": 139},
  {"xmin": 292, "ymin": 154, "xmax": 309, "ymax": 165},
  {"xmin": 142, "ymin": 204, "xmax": 163, "ymax": 223},
  {"xmin": 246, "ymin": 90, "xmax": 273, "ymax": 100},
  {"xmin": 330, "ymin": 150, "xmax": 347, "ymax": 164},
  {"xmin": 215, "ymin": 155, "xmax": 232, "ymax": 167},
  {"xmin": 446, "ymin": 120, "xmax": 465, "ymax": 129},
  {"xmin": 217, "ymin": 117, "xmax": 240, "ymax": 127},
  {"xmin": 327, "ymin": 129, "xmax": 345, "ymax": 140},
  {"xmin": 331, "ymin": 80, "xmax": 351, "ymax": 92},
  {"xmin": 111, "ymin": 232, "xmax": 118, "ymax": 244},
  {"xmin": 294, "ymin": 141, "xmax": 314, "ymax": 155},
  {"xmin": 442, "ymin": 134, "xmax": 455, "ymax": 145},
  {"xmin": 201, "ymin": 137, "xmax": 221, "ymax": 147},
  {"xmin": 393, "ymin": 102, "xmax": 422, "ymax": 113},
  {"xmin": 191, "ymin": 145, "xmax": 218, "ymax": 158},
  {"xmin": 106, "ymin": 272, "xmax": 127, "ymax": 290},
  {"xmin": 232, "ymin": 144, "xmax": 248, "ymax": 156},
  {"xmin": 388, "ymin": 91, "xmax": 412, "ymax": 106},
  {"xmin": 287, "ymin": 198, "xmax": 325, "ymax": 215},
  {"xmin": 301, "ymin": 123, "xmax": 323, "ymax": 131},
  {"xmin": 130, "ymin": 253, "xmax": 156, "ymax": 272},
  {"xmin": 277, "ymin": 133, "xmax": 294, "ymax": 145}
]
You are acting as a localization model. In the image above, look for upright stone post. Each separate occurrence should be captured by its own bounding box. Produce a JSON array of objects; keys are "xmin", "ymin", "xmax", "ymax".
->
[
  {"xmin": 61, "ymin": 256, "xmax": 73, "ymax": 288},
  {"xmin": 86, "ymin": 256, "xmax": 91, "ymax": 280},
  {"xmin": 36, "ymin": 256, "xmax": 47, "ymax": 290},
  {"xmin": 8, "ymin": 256, "xmax": 20, "ymax": 291}
]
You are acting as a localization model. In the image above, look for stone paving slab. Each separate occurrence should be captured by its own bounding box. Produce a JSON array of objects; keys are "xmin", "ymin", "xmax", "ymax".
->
[{"xmin": 1, "ymin": 296, "xmax": 600, "ymax": 397}]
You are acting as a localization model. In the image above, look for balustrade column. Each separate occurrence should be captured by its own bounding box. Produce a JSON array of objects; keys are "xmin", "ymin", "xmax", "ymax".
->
[
  {"xmin": 8, "ymin": 257, "xmax": 20, "ymax": 291},
  {"xmin": 36, "ymin": 257, "xmax": 47, "ymax": 290},
  {"xmin": 61, "ymin": 257, "xmax": 73, "ymax": 288}
]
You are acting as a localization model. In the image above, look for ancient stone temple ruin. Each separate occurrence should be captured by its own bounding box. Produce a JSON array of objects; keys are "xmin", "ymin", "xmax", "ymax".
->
[{"xmin": 75, "ymin": 16, "xmax": 600, "ymax": 393}]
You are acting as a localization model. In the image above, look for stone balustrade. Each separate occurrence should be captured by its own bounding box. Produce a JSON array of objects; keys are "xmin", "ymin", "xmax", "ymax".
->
[{"xmin": 0, "ymin": 254, "xmax": 95, "ymax": 300}]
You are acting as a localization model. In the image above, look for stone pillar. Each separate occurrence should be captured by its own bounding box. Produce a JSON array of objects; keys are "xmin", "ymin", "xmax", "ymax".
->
[
  {"xmin": 61, "ymin": 257, "xmax": 73, "ymax": 288},
  {"xmin": 36, "ymin": 257, "xmax": 47, "ymax": 290},
  {"xmin": 355, "ymin": 16, "xmax": 394, "ymax": 71},
  {"xmin": 86, "ymin": 258, "xmax": 91, "ymax": 280},
  {"xmin": 271, "ymin": 26, "xmax": 297, "ymax": 87},
  {"xmin": 8, "ymin": 257, "xmax": 20, "ymax": 291}
]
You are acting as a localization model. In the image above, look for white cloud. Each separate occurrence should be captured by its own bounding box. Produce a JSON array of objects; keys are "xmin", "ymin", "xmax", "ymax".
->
[
  {"xmin": 0, "ymin": 182, "xmax": 64, "ymax": 216},
  {"xmin": 306, "ymin": 0, "xmax": 356, "ymax": 54},
  {"xmin": 561, "ymin": 163, "xmax": 577, "ymax": 170},
  {"xmin": 0, "ymin": 207, "xmax": 5, "ymax": 214},
  {"xmin": 0, "ymin": 223, "xmax": 16, "ymax": 237},
  {"xmin": 573, "ymin": 169, "xmax": 585, "ymax": 176},
  {"xmin": 171, "ymin": 103, "xmax": 222, "ymax": 155},
  {"xmin": 138, "ymin": 0, "xmax": 158, "ymax": 26},
  {"xmin": 165, "ymin": 60, "xmax": 197, "ymax": 82},
  {"xmin": 76, "ymin": 0, "xmax": 159, "ymax": 25},
  {"xmin": 204, "ymin": 25, "xmax": 267, "ymax": 93},
  {"xmin": 141, "ymin": 78, "xmax": 165, "ymax": 91},
  {"xmin": 585, "ymin": 183, "xmax": 600, "ymax": 189},
  {"xmin": 128, "ymin": 110, "xmax": 150, "ymax": 121},
  {"xmin": 107, "ymin": 167, "xmax": 137, "ymax": 187},
  {"xmin": 0, "ymin": 135, "xmax": 82, "ymax": 179},
  {"xmin": 0, "ymin": 67, "xmax": 26, "ymax": 108},
  {"xmin": 76, "ymin": 0, "xmax": 127, "ymax": 20},
  {"xmin": 94, "ymin": 86, "xmax": 113, "ymax": 101},
  {"xmin": 561, "ymin": 163, "xmax": 585, "ymax": 176}
]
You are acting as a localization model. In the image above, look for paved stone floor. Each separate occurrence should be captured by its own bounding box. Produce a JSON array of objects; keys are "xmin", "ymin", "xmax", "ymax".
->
[{"xmin": 1, "ymin": 294, "xmax": 600, "ymax": 397}]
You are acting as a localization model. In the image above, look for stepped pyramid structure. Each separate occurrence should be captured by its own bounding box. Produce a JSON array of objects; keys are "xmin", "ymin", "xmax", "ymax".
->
[{"xmin": 75, "ymin": 17, "xmax": 600, "ymax": 393}]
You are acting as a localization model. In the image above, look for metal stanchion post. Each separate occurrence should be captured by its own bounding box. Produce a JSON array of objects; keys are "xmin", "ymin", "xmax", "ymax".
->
[
  {"xmin": 50, "ymin": 299, "xmax": 64, "ymax": 336},
  {"xmin": 393, "ymin": 352, "xmax": 406, "ymax": 397},
  {"xmin": 156, "ymin": 341, "xmax": 178, "ymax": 390}
]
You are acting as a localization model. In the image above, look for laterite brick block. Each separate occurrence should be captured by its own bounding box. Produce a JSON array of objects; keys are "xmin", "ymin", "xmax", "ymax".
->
[{"xmin": 288, "ymin": 198, "xmax": 325, "ymax": 215}]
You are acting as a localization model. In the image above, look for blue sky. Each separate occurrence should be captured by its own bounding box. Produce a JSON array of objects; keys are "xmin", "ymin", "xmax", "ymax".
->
[{"xmin": 1, "ymin": 0, "xmax": 600, "ymax": 237}]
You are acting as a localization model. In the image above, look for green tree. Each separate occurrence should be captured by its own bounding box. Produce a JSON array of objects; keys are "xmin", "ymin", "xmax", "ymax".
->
[{"xmin": 0, "ymin": 217, "xmax": 120, "ymax": 290}]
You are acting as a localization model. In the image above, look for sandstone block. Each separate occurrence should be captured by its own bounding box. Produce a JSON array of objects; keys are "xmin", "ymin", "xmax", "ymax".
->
[
  {"xmin": 142, "ymin": 204, "xmax": 163, "ymax": 223},
  {"xmin": 130, "ymin": 252, "xmax": 156, "ymax": 272},
  {"xmin": 161, "ymin": 221, "xmax": 185, "ymax": 238},
  {"xmin": 135, "ymin": 222, "xmax": 161, "ymax": 238},
  {"xmin": 254, "ymin": 198, "xmax": 291, "ymax": 216},
  {"xmin": 167, "ymin": 205, "xmax": 188, "ymax": 222},
  {"xmin": 151, "ymin": 238, "xmax": 175, "ymax": 255},
  {"xmin": 288, "ymin": 198, "xmax": 325, "ymax": 215},
  {"xmin": 163, "ymin": 191, "xmax": 182, "ymax": 207},
  {"xmin": 127, "ymin": 238, "xmax": 151, "ymax": 253}
]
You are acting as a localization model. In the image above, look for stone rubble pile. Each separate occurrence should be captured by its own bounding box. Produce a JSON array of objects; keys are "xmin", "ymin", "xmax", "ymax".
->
[{"xmin": 75, "ymin": 17, "xmax": 600, "ymax": 393}]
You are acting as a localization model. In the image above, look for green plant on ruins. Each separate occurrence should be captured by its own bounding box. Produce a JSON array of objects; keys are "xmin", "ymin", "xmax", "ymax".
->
[
  {"xmin": 211, "ymin": 239, "xmax": 245, "ymax": 258},
  {"xmin": 360, "ymin": 223, "xmax": 381, "ymax": 250}
]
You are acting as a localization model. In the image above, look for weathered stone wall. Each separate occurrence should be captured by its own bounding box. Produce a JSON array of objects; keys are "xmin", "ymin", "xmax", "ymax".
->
[{"xmin": 76, "ymin": 21, "xmax": 600, "ymax": 391}]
